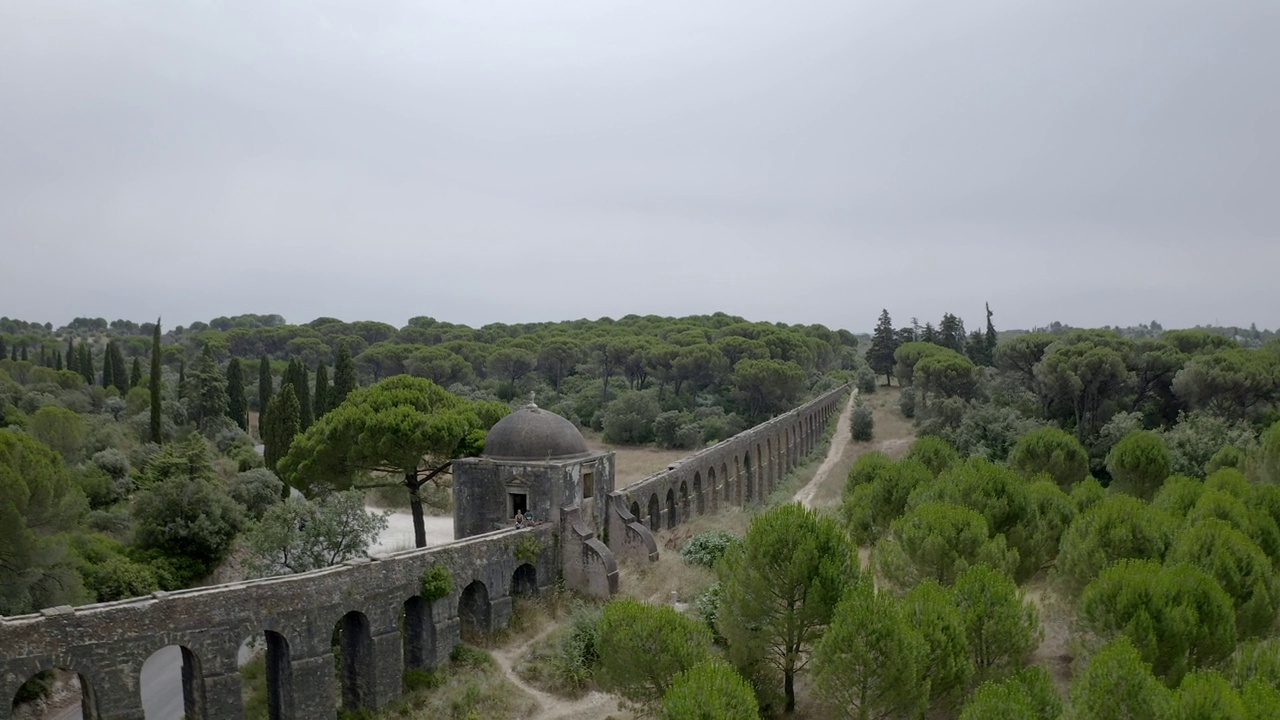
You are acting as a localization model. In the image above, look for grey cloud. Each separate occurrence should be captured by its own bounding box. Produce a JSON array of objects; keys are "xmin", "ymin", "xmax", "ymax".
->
[{"xmin": 1, "ymin": 0, "xmax": 1277, "ymax": 331}]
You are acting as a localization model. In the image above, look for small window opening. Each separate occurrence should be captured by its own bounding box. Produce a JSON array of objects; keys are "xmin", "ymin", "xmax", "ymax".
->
[{"xmin": 582, "ymin": 470, "xmax": 595, "ymax": 499}]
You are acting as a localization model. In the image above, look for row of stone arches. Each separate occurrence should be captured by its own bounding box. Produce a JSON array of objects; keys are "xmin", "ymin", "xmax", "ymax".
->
[
  {"xmin": 8, "ymin": 563, "xmax": 542, "ymax": 720},
  {"xmin": 626, "ymin": 395, "xmax": 841, "ymax": 533}
]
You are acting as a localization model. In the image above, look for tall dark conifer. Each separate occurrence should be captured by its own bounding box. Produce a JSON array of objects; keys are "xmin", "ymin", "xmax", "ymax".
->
[
  {"xmin": 19, "ymin": 344, "xmax": 27, "ymax": 362},
  {"xmin": 332, "ymin": 343, "xmax": 356, "ymax": 408},
  {"xmin": 130, "ymin": 357, "xmax": 142, "ymax": 388},
  {"xmin": 149, "ymin": 319, "xmax": 163, "ymax": 444},
  {"xmin": 54, "ymin": 352, "xmax": 63, "ymax": 371},
  {"xmin": 984, "ymin": 302, "xmax": 998, "ymax": 361},
  {"xmin": 865, "ymin": 309, "xmax": 899, "ymax": 386},
  {"xmin": 257, "ymin": 354, "xmax": 273, "ymax": 438},
  {"xmin": 226, "ymin": 358, "xmax": 248, "ymax": 430},
  {"xmin": 262, "ymin": 384, "xmax": 300, "ymax": 478},
  {"xmin": 177, "ymin": 357, "xmax": 186, "ymax": 400},
  {"xmin": 110, "ymin": 342, "xmax": 128, "ymax": 390},
  {"xmin": 313, "ymin": 362, "xmax": 330, "ymax": 421},
  {"xmin": 101, "ymin": 341, "xmax": 116, "ymax": 388},
  {"xmin": 0, "ymin": 335, "xmax": 6, "ymax": 360},
  {"xmin": 78, "ymin": 342, "xmax": 94, "ymax": 385},
  {"xmin": 65, "ymin": 335, "xmax": 77, "ymax": 374},
  {"xmin": 9, "ymin": 346, "xmax": 16, "ymax": 361}
]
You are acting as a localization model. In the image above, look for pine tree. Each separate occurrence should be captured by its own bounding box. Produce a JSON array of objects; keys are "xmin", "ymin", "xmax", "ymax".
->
[
  {"xmin": 130, "ymin": 357, "xmax": 142, "ymax": 388},
  {"xmin": 78, "ymin": 342, "xmax": 94, "ymax": 385},
  {"xmin": 938, "ymin": 313, "xmax": 966, "ymax": 353},
  {"xmin": 226, "ymin": 358, "xmax": 248, "ymax": 431},
  {"xmin": 65, "ymin": 335, "xmax": 77, "ymax": 374},
  {"xmin": 332, "ymin": 342, "xmax": 356, "ymax": 408},
  {"xmin": 150, "ymin": 319, "xmax": 163, "ymax": 444},
  {"xmin": 263, "ymin": 384, "xmax": 300, "ymax": 477},
  {"xmin": 865, "ymin": 309, "xmax": 899, "ymax": 386},
  {"xmin": 313, "ymin": 362, "xmax": 330, "ymax": 421},
  {"xmin": 922, "ymin": 323, "xmax": 938, "ymax": 344},
  {"xmin": 257, "ymin": 354, "xmax": 273, "ymax": 439}
]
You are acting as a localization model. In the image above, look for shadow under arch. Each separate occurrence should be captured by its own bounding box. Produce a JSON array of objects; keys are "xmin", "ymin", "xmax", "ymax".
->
[
  {"xmin": 333, "ymin": 610, "xmax": 374, "ymax": 713},
  {"xmin": 459, "ymin": 580, "xmax": 492, "ymax": 642},
  {"xmin": 11, "ymin": 667, "xmax": 100, "ymax": 720},
  {"xmin": 512, "ymin": 563, "xmax": 538, "ymax": 598},
  {"xmin": 239, "ymin": 628, "xmax": 295, "ymax": 720},
  {"xmin": 403, "ymin": 596, "xmax": 438, "ymax": 673},
  {"xmin": 647, "ymin": 493, "xmax": 660, "ymax": 529},
  {"xmin": 665, "ymin": 487, "xmax": 677, "ymax": 528}
]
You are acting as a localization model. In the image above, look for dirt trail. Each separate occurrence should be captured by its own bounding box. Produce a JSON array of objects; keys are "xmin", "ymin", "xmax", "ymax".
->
[
  {"xmin": 793, "ymin": 390, "xmax": 858, "ymax": 508},
  {"xmin": 492, "ymin": 627, "xmax": 630, "ymax": 720}
]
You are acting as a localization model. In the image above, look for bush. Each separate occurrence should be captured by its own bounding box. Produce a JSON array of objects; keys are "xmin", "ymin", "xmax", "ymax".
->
[
  {"xmin": 1106, "ymin": 430, "xmax": 1173, "ymax": 498},
  {"xmin": 91, "ymin": 448, "xmax": 130, "ymax": 480},
  {"xmin": 850, "ymin": 403, "xmax": 874, "ymax": 441},
  {"xmin": 229, "ymin": 468, "xmax": 284, "ymax": 520},
  {"xmin": 403, "ymin": 668, "xmax": 442, "ymax": 692},
  {"xmin": 899, "ymin": 386, "xmax": 916, "ymax": 418},
  {"xmin": 661, "ymin": 659, "xmax": 758, "ymax": 720},
  {"xmin": 601, "ymin": 390, "xmax": 660, "ymax": 444},
  {"xmin": 680, "ymin": 530, "xmax": 739, "ymax": 568},
  {"xmin": 450, "ymin": 643, "xmax": 495, "ymax": 669},
  {"xmin": 422, "ymin": 565, "xmax": 454, "ymax": 602},
  {"xmin": 519, "ymin": 601, "xmax": 602, "ymax": 696},
  {"xmin": 71, "ymin": 465, "xmax": 120, "ymax": 510},
  {"xmin": 855, "ymin": 366, "xmax": 877, "ymax": 395}
]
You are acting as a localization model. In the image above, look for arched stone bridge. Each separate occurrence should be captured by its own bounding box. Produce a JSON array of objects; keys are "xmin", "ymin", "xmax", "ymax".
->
[{"xmin": 0, "ymin": 386, "xmax": 846, "ymax": 719}]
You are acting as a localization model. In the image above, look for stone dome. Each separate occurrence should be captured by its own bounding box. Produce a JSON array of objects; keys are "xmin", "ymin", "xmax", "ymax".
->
[{"xmin": 482, "ymin": 403, "xmax": 592, "ymax": 462}]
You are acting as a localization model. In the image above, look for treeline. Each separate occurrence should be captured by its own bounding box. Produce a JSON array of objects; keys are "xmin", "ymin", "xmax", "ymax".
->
[
  {"xmin": 861, "ymin": 308, "xmax": 1280, "ymax": 478},
  {"xmin": 2, "ymin": 312, "xmax": 862, "ymax": 448}
]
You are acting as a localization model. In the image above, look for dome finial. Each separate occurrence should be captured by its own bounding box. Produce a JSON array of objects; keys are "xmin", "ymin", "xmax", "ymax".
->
[{"xmin": 527, "ymin": 391, "xmax": 538, "ymax": 409}]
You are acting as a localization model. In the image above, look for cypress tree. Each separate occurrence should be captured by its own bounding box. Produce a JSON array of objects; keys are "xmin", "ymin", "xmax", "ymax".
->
[
  {"xmin": 130, "ymin": 357, "xmax": 142, "ymax": 388},
  {"xmin": 54, "ymin": 351, "xmax": 63, "ymax": 371},
  {"xmin": 313, "ymin": 362, "xmax": 330, "ymax": 421},
  {"xmin": 984, "ymin": 302, "xmax": 998, "ymax": 362},
  {"xmin": 332, "ymin": 342, "xmax": 356, "ymax": 408},
  {"xmin": 19, "ymin": 344, "xmax": 27, "ymax": 362},
  {"xmin": 257, "ymin": 354, "xmax": 273, "ymax": 438},
  {"xmin": 189, "ymin": 344, "xmax": 228, "ymax": 430},
  {"xmin": 78, "ymin": 342, "xmax": 94, "ymax": 385},
  {"xmin": 65, "ymin": 335, "xmax": 77, "ymax": 374},
  {"xmin": 150, "ymin": 319, "xmax": 163, "ymax": 444},
  {"xmin": 263, "ymin": 384, "xmax": 300, "ymax": 478},
  {"xmin": 177, "ymin": 356, "xmax": 186, "ymax": 399},
  {"xmin": 0, "ymin": 335, "xmax": 6, "ymax": 360},
  {"xmin": 9, "ymin": 345, "xmax": 15, "ymax": 361},
  {"xmin": 101, "ymin": 341, "xmax": 115, "ymax": 388},
  {"xmin": 226, "ymin": 358, "xmax": 248, "ymax": 431},
  {"xmin": 284, "ymin": 359, "xmax": 313, "ymax": 430},
  {"xmin": 111, "ymin": 342, "xmax": 128, "ymax": 390}
]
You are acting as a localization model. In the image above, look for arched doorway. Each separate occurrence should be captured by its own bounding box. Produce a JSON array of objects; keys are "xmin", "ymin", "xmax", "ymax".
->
[
  {"xmin": 744, "ymin": 453, "xmax": 754, "ymax": 503},
  {"xmin": 708, "ymin": 467, "xmax": 718, "ymax": 512},
  {"xmin": 239, "ymin": 630, "xmax": 292, "ymax": 720},
  {"xmin": 142, "ymin": 645, "xmax": 205, "ymax": 719},
  {"xmin": 333, "ymin": 611, "xmax": 374, "ymax": 712},
  {"xmin": 692, "ymin": 473, "xmax": 704, "ymax": 515},
  {"xmin": 665, "ymin": 487, "xmax": 677, "ymax": 528},
  {"xmin": 679, "ymin": 482, "xmax": 690, "ymax": 521},
  {"xmin": 648, "ymin": 493, "xmax": 661, "ymax": 529},
  {"xmin": 459, "ymin": 580, "xmax": 492, "ymax": 642},
  {"xmin": 403, "ymin": 597, "xmax": 437, "ymax": 673},
  {"xmin": 733, "ymin": 457, "xmax": 742, "ymax": 504},
  {"xmin": 11, "ymin": 668, "xmax": 99, "ymax": 720},
  {"xmin": 721, "ymin": 463, "xmax": 729, "ymax": 505},
  {"xmin": 512, "ymin": 563, "xmax": 538, "ymax": 598},
  {"xmin": 629, "ymin": 500, "xmax": 641, "ymax": 521}
]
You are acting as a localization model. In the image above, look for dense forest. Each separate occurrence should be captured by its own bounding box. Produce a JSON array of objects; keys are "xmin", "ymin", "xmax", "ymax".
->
[
  {"xmin": 567, "ymin": 308, "xmax": 1280, "ymax": 719},
  {"xmin": 0, "ymin": 311, "xmax": 859, "ymax": 618}
]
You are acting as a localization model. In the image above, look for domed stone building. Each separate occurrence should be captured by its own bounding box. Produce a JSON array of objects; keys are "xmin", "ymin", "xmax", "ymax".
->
[{"xmin": 453, "ymin": 402, "xmax": 615, "ymax": 541}]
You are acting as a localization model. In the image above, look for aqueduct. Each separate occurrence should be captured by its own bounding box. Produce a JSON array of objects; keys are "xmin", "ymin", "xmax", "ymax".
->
[{"xmin": 0, "ymin": 386, "xmax": 846, "ymax": 719}]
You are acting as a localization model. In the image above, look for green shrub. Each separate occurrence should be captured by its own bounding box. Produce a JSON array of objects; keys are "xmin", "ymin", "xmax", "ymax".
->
[
  {"xmin": 403, "ymin": 668, "xmax": 442, "ymax": 692},
  {"xmin": 422, "ymin": 565, "xmax": 454, "ymax": 602},
  {"xmin": 680, "ymin": 530, "xmax": 739, "ymax": 568},
  {"xmin": 450, "ymin": 643, "xmax": 495, "ymax": 669},
  {"xmin": 900, "ymin": 387, "xmax": 916, "ymax": 418},
  {"xmin": 850, "ymin": 403, "xmax": 874, "ymax": 441},
  {"xmin": 856, "ymin": 367, "xmax": 877, "ymax": 395}
]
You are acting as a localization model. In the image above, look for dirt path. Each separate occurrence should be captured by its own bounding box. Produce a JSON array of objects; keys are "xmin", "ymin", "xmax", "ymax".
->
[
  {"xmin": 492, "ymin": 627, "xmax": 630, "ymax": 720},
  {"xmin": 793, "ymin": 390, "xmax": 858, "ymax": 508}
]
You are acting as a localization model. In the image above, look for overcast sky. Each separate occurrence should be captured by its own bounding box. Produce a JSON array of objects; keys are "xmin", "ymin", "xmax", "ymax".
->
[{"xmin": 2, "ymin": 1, "xmax": 1277, "ymax": 333}]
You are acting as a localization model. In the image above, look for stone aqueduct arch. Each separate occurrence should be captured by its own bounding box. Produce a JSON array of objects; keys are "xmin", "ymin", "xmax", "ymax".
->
[{"xmin": 0, "ymin": 386, "xmax": 848, "ymax": 720}]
